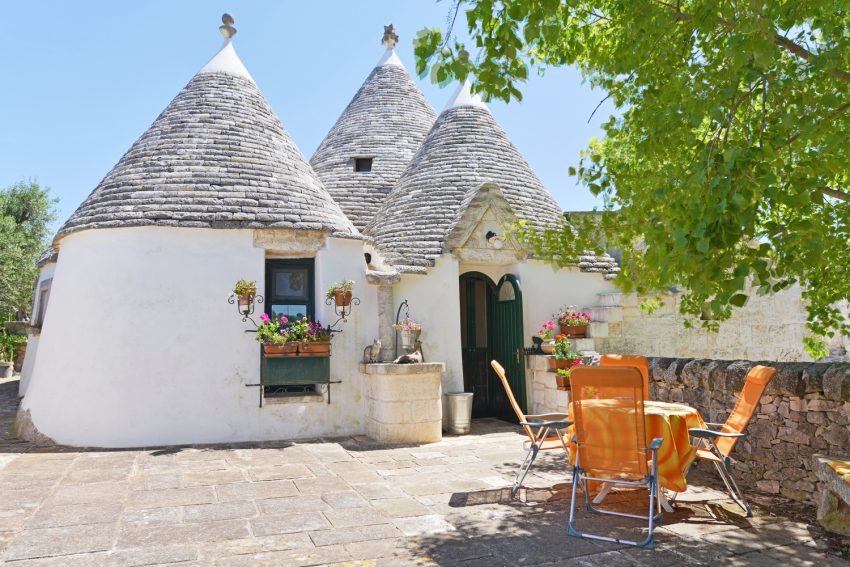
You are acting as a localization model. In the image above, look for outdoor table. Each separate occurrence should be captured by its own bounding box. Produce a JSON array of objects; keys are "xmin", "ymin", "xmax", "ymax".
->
[{"xmin": 568, "ymin": 400, "xmax": 707, "ymax": 494}]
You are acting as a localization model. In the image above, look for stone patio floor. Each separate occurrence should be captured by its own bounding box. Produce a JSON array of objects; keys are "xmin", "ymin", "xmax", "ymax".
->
[{"xmin": 0, "ymin": 377, "xmax": 847, "ymax": 566}]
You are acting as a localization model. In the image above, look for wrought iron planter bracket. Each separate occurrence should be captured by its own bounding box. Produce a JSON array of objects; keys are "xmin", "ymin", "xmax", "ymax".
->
[{"xmin": 325, "ymin": 296, "xmax": 360, "ymax": 332}]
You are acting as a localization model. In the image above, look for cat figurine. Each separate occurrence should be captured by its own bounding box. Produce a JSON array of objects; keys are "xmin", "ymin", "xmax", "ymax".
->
[{"xmin": 362, "ymin": 339, "xmax": 381, "ymax": 363}]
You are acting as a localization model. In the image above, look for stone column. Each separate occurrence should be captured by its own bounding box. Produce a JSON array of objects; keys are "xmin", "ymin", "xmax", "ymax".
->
[{"xmin": 366, "ymin": 270, "xmax": 401, "ymax": 362}]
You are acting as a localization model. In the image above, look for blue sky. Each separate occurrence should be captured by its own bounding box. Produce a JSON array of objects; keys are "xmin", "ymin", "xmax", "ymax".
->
[{"xmin": 1, "ymin": 1, "xmax": 615, "ymax": 230}]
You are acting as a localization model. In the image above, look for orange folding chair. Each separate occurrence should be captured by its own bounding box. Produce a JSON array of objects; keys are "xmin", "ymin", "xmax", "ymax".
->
[
  {"xmin": 599, "ymin": 355, "xmax": 650, "ymax": 400},
  {"xmin": 568, "ymin": 366, "xmax": 664, "ymax": 548},
  {"xmin": 688, "ymin": 365, "xmax": 776, "ymax": 516},
  {"xmin": 491, "ymin": 360, "xmax": 571, "ymax": 497}
]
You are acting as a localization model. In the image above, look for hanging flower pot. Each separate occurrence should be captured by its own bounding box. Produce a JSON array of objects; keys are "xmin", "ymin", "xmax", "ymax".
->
[
  {"xmin": 233, "ymin": 279, "xmax": 257, "ymax": 315},
  {"xmin": 400, "ymin": 329, "xmax": 419, "ymax": 350},
  {"xmin": 298, "ymin": 341, "xmax": 331, "ymax": 357},
  {"xmin": 263, "ymin": 343, "xmax": 298, "ymax": 357},
  {"xmin": 334, "ymin": 290, "xmax": 353, "ymax": 307}
]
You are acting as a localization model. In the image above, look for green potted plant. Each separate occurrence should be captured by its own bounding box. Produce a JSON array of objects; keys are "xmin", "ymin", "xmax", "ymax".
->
[
  {"xmin": 392, "ymin": 316, "xmax": 421, "ymax": 351},
  {"xmin": 537, "ymin": 319, "xmax": 557, "ymax": 353},
  {"xmin": 555, "ymin": 368, "xmax": 573, "ymax": 390},
  {"xmin": 287, "ymin": 317, "xmax": 331, "ymax": 356},
  {"xmin": 0, "ymin": 332, "xmax": 16, "ymax": 379},
  {"xmin": 325, "ymin": 279, "xmax": 354, "ymax": 307},
  {"xmin": 233, "ymin": 279, "xmax": 257, "ymax": 314},
  {"xmin": 255, "ymin": 314, "xmax": 331, "ymax": 357},
  {"xmin": 554, "ymin": 305, "xmax": 591, "ymax": 338},
  {"xmin": 548, "ymin": 334, "xmax": 582, "ymax": 371}
]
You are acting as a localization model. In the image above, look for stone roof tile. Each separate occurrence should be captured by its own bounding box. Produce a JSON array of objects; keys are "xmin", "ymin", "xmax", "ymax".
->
[
  {"xmin": 57, "ymin": 43, "xmax": 356, "ymax": 241},
  {"xmin": 310, "ymin": 52, "xmax": 436, "ymax": 231}
]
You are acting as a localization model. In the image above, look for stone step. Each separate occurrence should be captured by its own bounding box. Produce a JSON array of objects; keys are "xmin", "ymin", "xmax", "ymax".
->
[
  {"xmin": 585, "ymin": 306, "xmax": 623, "ymax": 323},
  {"xmin": 597, "ymin": 291, "xmax": 639, "ymax": 307},
  {"xmin": 571, "ymin": 338, "xmax": 596, "ymax": 351},
  {"xmin": 587, "ymin": 321, "xmax": 608, "ymax": 338}
]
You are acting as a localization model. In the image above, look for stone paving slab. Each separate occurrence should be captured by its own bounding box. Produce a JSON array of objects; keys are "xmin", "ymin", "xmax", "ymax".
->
[{"xmin": 1, "ymin": 377, "xmax": 848, "ymax": 565}]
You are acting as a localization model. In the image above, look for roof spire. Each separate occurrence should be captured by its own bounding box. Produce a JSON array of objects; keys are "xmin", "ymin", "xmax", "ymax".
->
[
  {"xmin": 382, "ymin": 24, "xmax": 398, "ymax": 48},
  {"xmin": 219, "ymin": 13, "xmax": 237, "ymax": 40}
]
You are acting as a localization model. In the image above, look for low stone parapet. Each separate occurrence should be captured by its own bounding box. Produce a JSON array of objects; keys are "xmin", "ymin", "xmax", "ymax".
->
[
  {"xmin": 359, "ymin": 362, "xmax": 444, "ymax": 444},
  {"xmin": 648, "ymin": 357, "xmax": 850, "ymax": 505},
  {"xmin": 526, "ymin": 354, "xmax": 570, "ymax": 416}
]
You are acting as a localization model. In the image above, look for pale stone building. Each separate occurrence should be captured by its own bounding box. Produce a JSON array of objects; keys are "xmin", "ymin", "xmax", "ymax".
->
[{"xmin": 18, "ymin": 17, "xmax": 812, "ymax": 447}]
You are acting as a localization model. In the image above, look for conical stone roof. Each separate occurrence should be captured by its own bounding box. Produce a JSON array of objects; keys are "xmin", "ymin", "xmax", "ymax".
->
[
  {"xmin": 57, "ymin": 28, "xmax": 357, "ymax": 242},
  {"xmin": 310, "ymin": 45, "xmax": 436, "ymax": 232},
  {"xmin": 365, "ymin": 82, "xmax": 564, "ymax": 271}
]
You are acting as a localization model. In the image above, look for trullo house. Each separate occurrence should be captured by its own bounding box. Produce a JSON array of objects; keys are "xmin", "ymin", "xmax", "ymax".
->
[{"xmin": 17, "ymin": 16, "xmax": 809, "ymax": 448}]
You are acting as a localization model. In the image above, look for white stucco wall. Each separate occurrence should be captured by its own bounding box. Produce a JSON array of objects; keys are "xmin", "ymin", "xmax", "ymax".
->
[
  {"xmin": 394, "ymin": 255, "xmax": 464, "ymax": 394},
  {"xmin": 21, "ymin": 227, "xmax": 377, "ymax": 447},
  {"xmin": 458, "ymin": 259, "xmax": 617, "ymax": 345},
  {"xmin": 18, "ymin": 263, "xmax": 56, "ymax": 398}
]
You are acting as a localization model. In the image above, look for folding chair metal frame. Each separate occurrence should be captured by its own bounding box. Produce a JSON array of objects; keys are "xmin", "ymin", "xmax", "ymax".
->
[
  {"xmin": 689, "ymin": 424, "xmax": 751, "ymax": 515},
  {"xmin": 512, "ymin": 414, "xmax": 572, "ymax": 497},
  {"xmin": 568, "ymin": 436, "xmax": 665, "ymax": 548}
]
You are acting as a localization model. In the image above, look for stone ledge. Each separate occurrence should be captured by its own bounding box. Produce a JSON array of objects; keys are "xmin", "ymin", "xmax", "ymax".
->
[
  {"xmin": 263, "ymin": 393, "xmax": 325, "ymax": 405},
  {"xmin": 359, "ymin": 362, "xmax": 446, "ymax": 375}
]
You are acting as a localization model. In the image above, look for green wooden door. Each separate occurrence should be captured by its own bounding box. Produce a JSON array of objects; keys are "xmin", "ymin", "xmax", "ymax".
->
[
  {"xmin": 459, "ymin": 272, "xmax": 525, "ymax": 419},
  {"xmin": 460, "ymin": 273, "xmax": 495, "ymax": 418},
  {"xmin": 492, "ymin": 275, "xmax": 526, "ymax": 417}
]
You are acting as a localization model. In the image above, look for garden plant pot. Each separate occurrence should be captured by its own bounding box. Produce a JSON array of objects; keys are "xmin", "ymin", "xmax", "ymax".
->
[
  {"xmin": 237, "ymin": 292, "xmax": 255, "ymax": 314},
  {"xmin": 298, "ymin": 341, "xmax": 331, "ymax": 357},
  {"xmin": 263, "ymin": 343, "xmax": 298, "ymax": 357},
  {"xmin": 555, "ymin": 374, "xmax": 570, "ymax": 390},
  {"xmin": 334, "ymin": 290, "xmax": 352, "ymax": 307},
  {"xmin": 560, "ymin": 324, "xmax": 587, "ymax": 338},
  {"xmin": 0, "ymin": 362, "xmax": 12, "ymax": 379},
  {"xmin": 547, "ymin": 356, "xmax": 558, "ymax": 371},
  {"xmin": 540, "ymin": 341, "xmax": 555, "ymax": 354}
]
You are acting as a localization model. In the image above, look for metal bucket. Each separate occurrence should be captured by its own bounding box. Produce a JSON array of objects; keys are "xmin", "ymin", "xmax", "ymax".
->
[{"xmin": 444, "ymin": 392, "xmax": 474, "ymax": 435}]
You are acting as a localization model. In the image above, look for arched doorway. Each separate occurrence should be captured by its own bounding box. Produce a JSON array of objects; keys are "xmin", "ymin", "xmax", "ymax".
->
[{"xmin": 459, "ymin": 272, "xmax": 526, "ymax": 420}]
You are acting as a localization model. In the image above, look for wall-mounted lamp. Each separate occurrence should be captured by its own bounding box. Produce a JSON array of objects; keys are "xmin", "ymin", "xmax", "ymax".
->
[{"xmin": 485, "ymin": 230, "xmax": 505, "ymax": 250}]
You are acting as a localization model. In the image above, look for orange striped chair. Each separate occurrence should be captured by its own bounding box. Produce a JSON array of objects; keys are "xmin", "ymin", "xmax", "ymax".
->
[
  {"xmin": 688, "ymin": 365, "xmax": 776, "ymax": 516},
  {"xmin": 599, "ymin": 355, "xmax": 651, "ymax": 400}
]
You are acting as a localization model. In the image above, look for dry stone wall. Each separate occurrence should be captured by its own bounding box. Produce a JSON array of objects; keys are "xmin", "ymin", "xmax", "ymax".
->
[{"xmin": 648, "ymin": 357, "xmax": 850, "ymax": 504}]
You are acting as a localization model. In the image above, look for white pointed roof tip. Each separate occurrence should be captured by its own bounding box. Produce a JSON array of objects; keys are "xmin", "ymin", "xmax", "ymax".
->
[
  {"xmin": 198, "ymin": 40, "xmax": 255, "ymax": 84},
  {"xmin": 376, "ymin": 47, "xmax": 405, "ymax": 69},
  {"xmin": 444, "ymin": 79, "xmax": 489, "ymax": 111}
]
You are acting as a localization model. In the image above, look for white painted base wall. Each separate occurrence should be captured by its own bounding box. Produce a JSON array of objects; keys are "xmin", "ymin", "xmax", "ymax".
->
[
  {"xmin": 18, "ymin": 263, "xmax": 55, "ymax": 398},
  {"xmin": 21, "ymin": 227, "xmax": 378, "ymax": 447}
]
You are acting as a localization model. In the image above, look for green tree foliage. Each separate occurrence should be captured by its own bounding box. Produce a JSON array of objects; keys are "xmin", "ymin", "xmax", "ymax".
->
[
  {"xmin": 0, "ymin": 180, "xmax": 57, "ymax": 318},
  {"xmin": 415, "ymin": 1, "xmax": 850, "ymax": 356}
]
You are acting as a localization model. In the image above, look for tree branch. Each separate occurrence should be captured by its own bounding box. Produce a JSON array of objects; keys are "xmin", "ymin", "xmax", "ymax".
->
[
  {"xmin": 820, "ymin": 187, "xmax": 850, "ymax": 202},
  {"xmin": 652, "ymin": 0, "xmax": 850, "ymax": 84}
]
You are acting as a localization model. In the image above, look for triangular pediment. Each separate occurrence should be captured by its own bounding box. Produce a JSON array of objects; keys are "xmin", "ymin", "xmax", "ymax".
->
[{"xmin": 445, "ymin": 183, "xmax": 528, "ymax": 263}]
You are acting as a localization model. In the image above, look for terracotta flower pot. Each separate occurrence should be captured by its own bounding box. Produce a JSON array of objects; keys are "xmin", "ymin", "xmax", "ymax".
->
[
  {"xmin": 237, "ymin": 291, "xmax": 256, "ymax": 314},
  {"xmin": 559, "ymin": 324, "xmax": 587, "ymax": 338},
  {"xmin": 298, "ymin": 341, "xmax": 331, "ymax": 357},
  {"xmin": 540, "ymin": 341, "xmax": 555, "ymax": 354},
  {"xmin": 555, "ymin": 374, "xmax": 570, "ymax": 390},
  {"xmin": 263, "ymin": 343, "xmax": 298, "ymax": 357},
  {"xmin": 334, "ymin": 290, "xmax": 352, "ymax": 307}
]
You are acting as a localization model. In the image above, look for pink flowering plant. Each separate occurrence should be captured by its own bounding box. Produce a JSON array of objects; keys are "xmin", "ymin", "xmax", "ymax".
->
[
  {"xmin": 392, "ymin": 316, "xmax": 421, "ymax": 332},
  {"xmin": 255, "ymin": 314, "xmax": 330, "ymax": 344},
  {"xmin": 555, "ymin": 305, "xmax": 591, "ymax": 327},
  {"xmin": 537, "ymin": 319, "xmax": 557, "ymax": 341}
]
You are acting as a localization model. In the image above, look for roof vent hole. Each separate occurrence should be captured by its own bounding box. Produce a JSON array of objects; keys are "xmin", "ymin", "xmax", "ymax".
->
[{"xmin": 354, "ymin": 158, "xmax": 373, "ymax": 173}]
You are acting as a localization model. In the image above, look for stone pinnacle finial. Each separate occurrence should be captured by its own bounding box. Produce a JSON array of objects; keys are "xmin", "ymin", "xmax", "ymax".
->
[
  {"xmin": 219, "ymin": 13, "xmax": 237, "ymax": 39},
  {"xmin": 382, "ymin": 24, "xmax": 398, "ymax": 49}
]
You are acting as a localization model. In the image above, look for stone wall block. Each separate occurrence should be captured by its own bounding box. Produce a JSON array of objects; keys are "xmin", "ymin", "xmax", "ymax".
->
[
  {"xmin": 769, "ymin": 362, "xmax": 808, "ymax": 397},
  {"xmin": 823, "ymin": 364, "xmax": 850, "ymax": 401},
  {"xmin": 803, "ymin": 363, "xmax": 828, "ymax": 393}
]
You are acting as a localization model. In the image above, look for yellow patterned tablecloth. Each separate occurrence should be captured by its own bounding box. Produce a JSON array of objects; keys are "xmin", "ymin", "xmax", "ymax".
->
[{"xmin": 569, "ymin": 400, "xmax": 707, "ymax": 492}]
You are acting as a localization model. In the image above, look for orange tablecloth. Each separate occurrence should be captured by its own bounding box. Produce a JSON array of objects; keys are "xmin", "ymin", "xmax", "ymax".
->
[{"xmin": 568, "ymin": 400, "xmax": 707, "ymax": 492}]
